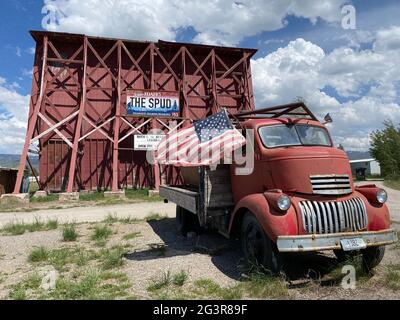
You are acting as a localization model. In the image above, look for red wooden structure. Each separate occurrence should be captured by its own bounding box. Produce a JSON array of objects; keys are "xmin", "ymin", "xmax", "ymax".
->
[{"xmin": 14, "ymin": 31, "xmax": 257, "ymax": 193}]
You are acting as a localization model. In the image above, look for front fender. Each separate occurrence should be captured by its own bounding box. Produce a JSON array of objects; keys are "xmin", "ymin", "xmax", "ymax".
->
[
  {"xmin": 229, "ymin": 193, "xmax": 299, "ymax": 242},
  {"xmin": 354, "ymin": 191, "xmax": 391, "ymax": 231}
]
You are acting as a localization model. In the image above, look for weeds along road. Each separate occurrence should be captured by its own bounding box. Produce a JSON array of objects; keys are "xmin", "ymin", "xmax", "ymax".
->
[{"xmin": 0, "ymin": 201, "xmax": 176, "ymax": 228}]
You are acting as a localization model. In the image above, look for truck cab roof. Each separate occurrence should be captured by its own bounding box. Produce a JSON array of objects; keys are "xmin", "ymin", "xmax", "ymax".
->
[{"xmin": 241, "ymin": 117, "xmax": 325, "ymax": 130}]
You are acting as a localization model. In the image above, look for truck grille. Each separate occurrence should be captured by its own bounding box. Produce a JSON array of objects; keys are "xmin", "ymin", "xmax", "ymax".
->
[
  {"xmin": 310, "ymin": 174, "xmax": 352, "ymax": 195},
  {"xmin": 299, "ymin": 197, "xmax": 368, "ymax": 234}
]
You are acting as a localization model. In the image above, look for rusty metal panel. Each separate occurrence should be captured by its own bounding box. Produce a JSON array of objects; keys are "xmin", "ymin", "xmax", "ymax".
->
[{"xmin": 16, "ymin": 31, "xmax": 257, "ymax": 192}]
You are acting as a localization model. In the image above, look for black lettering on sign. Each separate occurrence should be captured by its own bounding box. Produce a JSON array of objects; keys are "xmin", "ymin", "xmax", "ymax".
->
[{"xmin": 149, "ymin": 98, "xmax": 154, "ymax": 108}]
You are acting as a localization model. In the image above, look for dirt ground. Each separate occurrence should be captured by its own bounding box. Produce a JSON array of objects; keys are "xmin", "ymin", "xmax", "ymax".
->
[{"xmin": 0, "ymin": 182, "xmax": 399, "ymax": 300}]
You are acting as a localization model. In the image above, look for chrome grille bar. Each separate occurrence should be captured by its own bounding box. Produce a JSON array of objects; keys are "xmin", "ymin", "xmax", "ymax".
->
[
  {"xmin": 310, "ymin": 174, "xmax": 352, "ymax": 195},
  {"xmin": 299, "ymin": 197, "xmax": 368, "ymax": 235}
]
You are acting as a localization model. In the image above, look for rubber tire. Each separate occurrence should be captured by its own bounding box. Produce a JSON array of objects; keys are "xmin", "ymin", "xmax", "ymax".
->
[
  {"xmin": 176, "ymin": 206, "xmax": 200, "ymax": 236},
  {"xmin": 362, "ymin": 246, "xmax": 385, "ymax": 272},
  {"xmin": 240, "ymin": 212, "xmax": 282, "ymax": 274}
]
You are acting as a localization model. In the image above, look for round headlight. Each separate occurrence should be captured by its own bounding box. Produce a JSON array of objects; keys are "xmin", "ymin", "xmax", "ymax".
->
[
  {"xmin": 277, "ymin": 195, "xmax": 291, "ymax": 211},
  {"xmin": 376, "ymin": 189, "xmax": 387, "ymax": 204}
]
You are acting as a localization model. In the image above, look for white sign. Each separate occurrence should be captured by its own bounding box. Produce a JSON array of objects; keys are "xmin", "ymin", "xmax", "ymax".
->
[{"xmin": 134, "ymin": 134, "xmax": 165, "ymax": 151}]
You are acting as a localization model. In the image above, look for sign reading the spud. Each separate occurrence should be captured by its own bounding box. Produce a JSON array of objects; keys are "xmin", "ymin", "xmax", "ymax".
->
[{"xmin": 126, "ymin": 90, "xmax": 180, "ymax": 116}]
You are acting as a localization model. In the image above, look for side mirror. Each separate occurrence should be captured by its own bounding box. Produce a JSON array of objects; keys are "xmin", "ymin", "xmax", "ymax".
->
[{"xmin": 323, "ymin": 113, "xmax": 333, "ymax": 124}]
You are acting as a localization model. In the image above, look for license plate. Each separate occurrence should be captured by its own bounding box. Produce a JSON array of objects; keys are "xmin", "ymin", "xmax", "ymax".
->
[{"xmin": 340, "ymin": 238, "xmax": 367, "ymax": 251}]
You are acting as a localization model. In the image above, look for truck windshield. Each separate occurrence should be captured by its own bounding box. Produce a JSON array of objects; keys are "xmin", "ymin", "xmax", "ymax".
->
[{"xmin": 259, "ymin": 124, "xmax": 332, "ymax": 148}]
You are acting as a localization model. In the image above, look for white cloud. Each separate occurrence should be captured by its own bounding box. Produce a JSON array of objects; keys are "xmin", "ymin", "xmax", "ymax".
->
[
  {"xmin": 373, "ymin": 26, "xmax": 400, "ymax": 52},
  {"xmin": 0, "ymin": 77, "xmax": 30, "ymax": 154},
  {"xmin": 42, "ymin": 0, "xmax": 347, "ymax": 46},
  {"xmin": 22, "ymin": 68, "xmax": 33, "ymax": 78},
  {"xmin": 16, "ymin": 47, "xmax": 22, "ymax": 57},
  {"xmin": 251, "ymin": 29, "xmax": 400, "ymax": 151}
]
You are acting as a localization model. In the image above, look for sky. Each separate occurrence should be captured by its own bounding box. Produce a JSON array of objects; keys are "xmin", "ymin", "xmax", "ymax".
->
[{"xmin": 0, "ymin": 0, "xmax": 400, "ymax": 154}]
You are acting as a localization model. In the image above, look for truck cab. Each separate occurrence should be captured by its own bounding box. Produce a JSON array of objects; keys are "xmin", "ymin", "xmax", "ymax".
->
[{"xmin": 160, "ymin": 102, "xmax": 398, "ymax": 273}]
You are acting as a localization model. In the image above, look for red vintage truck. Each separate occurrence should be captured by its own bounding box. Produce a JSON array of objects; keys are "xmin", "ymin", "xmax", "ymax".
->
[{"xmin": 160, "ymin": 102, "xmax": 398, "ymax": 273}]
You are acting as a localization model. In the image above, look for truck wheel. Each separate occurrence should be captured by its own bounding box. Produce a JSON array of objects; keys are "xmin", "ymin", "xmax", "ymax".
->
[
  {"xmin": 240, "ymin": 212, "xmax": 282, "ymax": 274},
  {"xmin": 176, "ymin": 206, "xmax": 200, "ymax": 236},
  {"xmin": 362, "ymin": 246, "xmax": 385, "ymax": 271}
]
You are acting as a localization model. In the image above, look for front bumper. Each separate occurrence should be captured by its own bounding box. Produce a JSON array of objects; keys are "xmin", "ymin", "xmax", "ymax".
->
[{"xmin": 277, "ymin": 229, "xmax": 398, "ymax": 253}]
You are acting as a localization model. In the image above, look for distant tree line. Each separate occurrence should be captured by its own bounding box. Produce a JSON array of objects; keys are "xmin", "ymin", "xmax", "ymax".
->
[{"xmin": 370, "ymin": 121, "xmax": 400, "ymax": 178}]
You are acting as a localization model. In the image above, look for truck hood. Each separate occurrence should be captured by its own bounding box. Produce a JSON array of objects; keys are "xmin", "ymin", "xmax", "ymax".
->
[{"xmin": 265, "ymin": 147, "xmax": 353, "ymax": 195}]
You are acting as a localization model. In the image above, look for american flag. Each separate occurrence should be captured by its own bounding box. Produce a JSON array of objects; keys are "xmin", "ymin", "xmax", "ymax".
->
[{"xmin": 156, "ymin": 110, "xmax": 246, "ymax": 166}]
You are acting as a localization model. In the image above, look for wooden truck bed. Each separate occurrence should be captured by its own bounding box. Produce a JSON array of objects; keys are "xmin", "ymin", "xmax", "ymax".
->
[{"xmin": 159, "ymin": 165, "xmax": 234, "ymax": 235}]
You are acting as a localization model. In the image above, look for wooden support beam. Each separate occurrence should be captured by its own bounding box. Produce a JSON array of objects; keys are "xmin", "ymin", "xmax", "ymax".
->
[
  {"xmin": 30, "ymin": 110, "xmax": 79, "ymax": 143},
  {"xmin": 112, "ymin": 41, "xmax": 122, "ymax": 192},
  {"xmin": 67, "ymin": 37, "xmax": 88, "ymax": 193},
  {"xmin": 27, "ymin": 155, "xmax": 42, "ymax": 190},
  {"xmin": 14, "ymin": 36, "xmax": 49, "ymax": 194},
  {"xmin": 119, "ymin": 118, "xmax": 151, "ymax": 143},
  {"xmin": 80, "ymin": 115, "xmax": 115, "ymax": 142},
  {"xmin": 37, "ymin": 113, "xmax": 73, "ymax": 148}
]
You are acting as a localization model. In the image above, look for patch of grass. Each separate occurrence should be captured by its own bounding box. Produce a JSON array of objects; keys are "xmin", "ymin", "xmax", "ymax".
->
[
  {"xmin": 30, "ymin": 194, "xmax": 59, "ymax": 203},
  {"xmin": 123, "ymin": 232, "xmax": 141, "ymax": 240},
  {"xmin": 240, "ymin": 270, "xmax": 288, "ymax": 299},
  {"xmin": 9, "ymin": 273, "xmax": 42, "ymax": 300},
  {"xmin": 103, "ymin": 214, "xmax": 141, "ymax": 225},
  {"xmin": 28, "ymin": 247, "xmax": 49, "ymax": 263},
  {"xmin": 103, "ymin": 214, "xmax": 119, "ymax": 224},
  {"xmin": 25, "ymin": 219, "xmax": 45, "ymax": 233},
  {"xmin": 76, "ymin": 248, "xmax": 98, "ymax": 267},
  {"xmin": 44, "ymin": 269, "xmax": 100, "ymax": 299},
  {"xmin": 385, "ymin": 270, "xmax": 400, "ymax": 290},
  {"xmin": 100, "ymin": 246, "xmax": 126, "ymax": 270},
  {"xmin": 79, "ymin": 192, "xmax": 105, "ymax": 202},
  {"xmin": 119, "ymin": 216, "xmax": 141, "ymax": 224},
  {"xmin": 8, "ymin": 288, "xmax": 27, "ymax": 300},
  {"xmin": 91, "ymin": 225, "xmax": 113, "ymax": 243},
  {"xmin": 2, "ymin": 218, "xmax": 58, "ymax": 235},
  {"xmin": 148, "ymin": 271, "xmax": 172, "ymax": 291},
  {"xmin": 125, "ymin": 189, "xmax": 162, "ymax": 202},
  {"xmin": 145, "ymin": 213, "xmax": 167, "ymax": 222},
  {"xmin": 385, "ymin": 179, "xmax": 400, "ymax": 191},
  {"xmin": 46, "ymin": 220, "xmax": 58, "ymax": 230},
  {"xmin": 384, "ymin": 264, "xmax": 400, "ymax": 291},
  {"xmin": 62, "ymin": 225, "xmax": 78, "ymax": 242},
  {"xmin": 42, "ymin": 269, "xmax": 130, "ymax": 300},
  {"xmin": 328, "ymin": 254, "xmax": 372, "ymax": 284},
  {"xmin": 28, "ymin": 246, "xmax": 99, "ymax": 272},
  {"xmin": 193, "ymin": 278, "xmax": 242, "ymax": 300},
  {"xmin": 2, "ymin": 223, "xmax": 26, "ymax": 235},
  {"xmin": 172, "ymin": 270, "xmax": 188, "ymax": 287},
  {"xmin": 49, "ymin": 248, "xmax": 76, "ymax": 271}
]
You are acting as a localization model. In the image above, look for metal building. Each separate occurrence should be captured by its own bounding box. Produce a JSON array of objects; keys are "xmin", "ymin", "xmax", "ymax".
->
[{"xmin": 14, "ymin": 31, "xmax": 257, "ymax": 194}]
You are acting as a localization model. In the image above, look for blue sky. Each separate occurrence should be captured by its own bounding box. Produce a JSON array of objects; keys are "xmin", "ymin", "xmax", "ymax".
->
[{"xmin": 0, "ymin": 0, "xmax": 400, "ymax": 153}]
